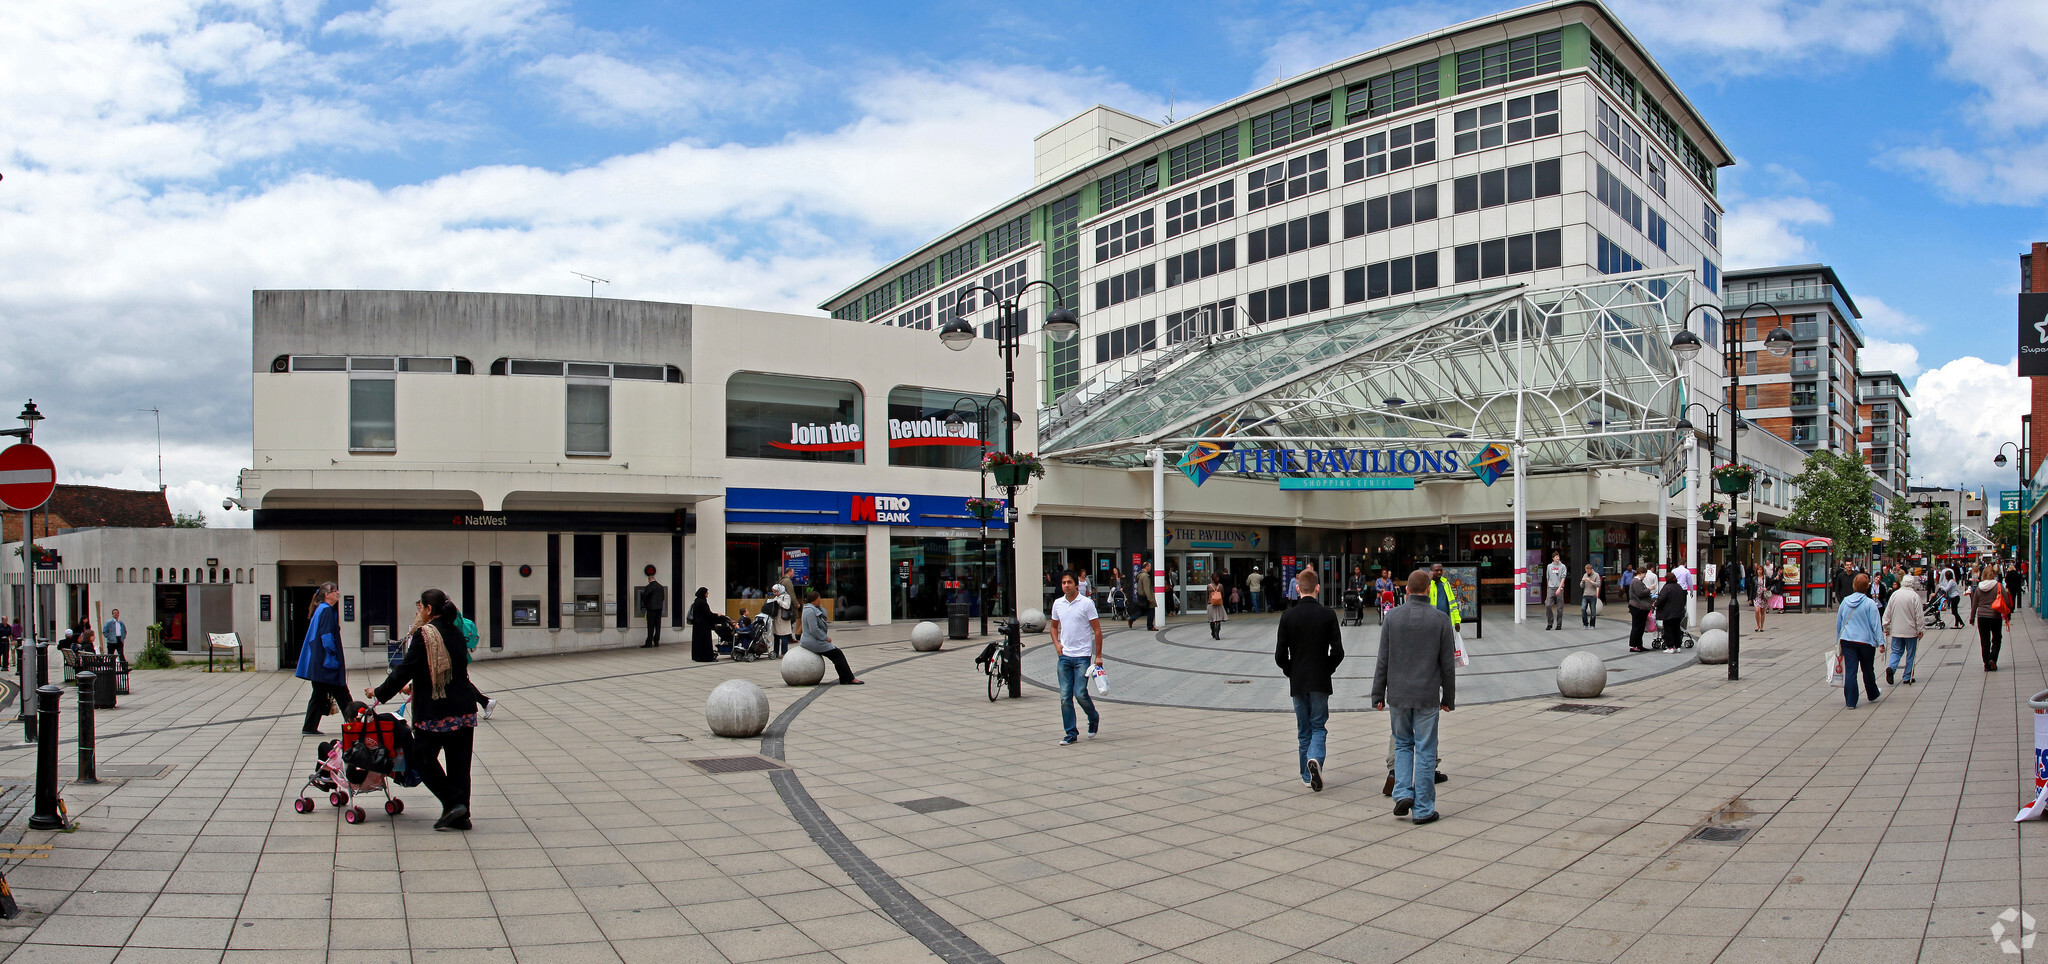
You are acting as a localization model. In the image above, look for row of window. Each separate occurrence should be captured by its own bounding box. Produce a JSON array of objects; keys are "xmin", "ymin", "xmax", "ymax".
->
[
  {"xmin": 1453, "ymin": 91, "xmax": 1559, "ymax": 155},
  {"xmin": 1094, "ymin": 210, "xmax": 1156, "ymax": 264},
  {"xmin": 1095, "ymin": 264, "xmax": 1158, "ymax": 309},
  {"xmin": 1246, "ymin": 213, "xmax": 1331, "ymax": 263},
  {"xmin": 1596, "ymin": 233, "xmax": 1644, "ymax": 275},
  {"xmin": 115, "ymin": 567, "xmax": 249, "ymax": 585},
  {"xmin": 1165, "ymin": 182, "xmax": 1234, "ymax": 238},
  {"xmin": 1248, "ymin": 276, "xmax": 1332, "ymax": 323},
  {"xmin": 1165, "ymin": 239, "xmax": 1237, "ymax": 287},
  {"xmin": 1594, "ymin": 163, "xmax": 1667, "ymax": 251},
  {"xmin": 283, "ymin": 355, "xmax": 682, "ymax": 384},
  {"xmin": 1348, "ymin": 253, "xmax": 1441, "ymax": 302},
  {"xmin": 833, "ymin": 213, "xmax": 1030, "ymax": 323},
  {"xmin": 1588, "ymin": 37, "xmax": 1717, "ymax": 194},
  {"xmin": 1349, "ymin": 185, "xmax": 1438, "ymax": 235},
  {"xmin": 1454, "ymin": 159, "xmax": 1563, "ymax": 213},
  {"xmin": 1099, "ymin": 158, "xmax": 1161, "ymax": 213},
  {"xmin": 1453, "ymin": 230, "xmax": 1565, "ymax": 281},
  {"xmin": 1095, "ymin": 319, "xmax": 1158, "ymax": 364},
  {"xmin": 1344, "ymin": 119, "xmax": 1434, "ymax": 181}
]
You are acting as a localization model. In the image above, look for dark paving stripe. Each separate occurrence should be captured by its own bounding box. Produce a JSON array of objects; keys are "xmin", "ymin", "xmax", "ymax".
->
[{"xmin": 759, "ymin": 650, "xmax": 1003, "ymax": 964}]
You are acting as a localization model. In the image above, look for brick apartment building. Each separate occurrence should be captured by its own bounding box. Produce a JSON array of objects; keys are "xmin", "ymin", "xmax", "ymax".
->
[
  {"xmin": 1722, "ymin": 264, "xmax": 1865, "ymax": 458},
  {"xmin": 0, "ymin": 484, "xmax": 173, "ymax": 543}
]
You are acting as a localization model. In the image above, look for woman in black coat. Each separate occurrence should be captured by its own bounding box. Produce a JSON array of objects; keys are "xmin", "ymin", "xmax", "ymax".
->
[
  {"xmin": 1654, "ymin": 575, "xmax": 1687, "ymax": 654},
  {"xmin": 365, "ymin": 588, "xmax": 479, "ymax": 831},
  {"xmin": 689, "ymin": 587, "xmax": 717, "ymax": 662}
]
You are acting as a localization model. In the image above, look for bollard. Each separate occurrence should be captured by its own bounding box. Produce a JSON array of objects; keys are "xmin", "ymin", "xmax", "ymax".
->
[
  {"xmin": 74, "ymin": 672, "xmax": 96, "ymax": 785},
  {"xmin": 28, "ymin": 685, "xmax": 64, "ymax": 830},
  {"xmin": 1003, "ymin": 619, "xmax": 1022, "ymax": 699}
]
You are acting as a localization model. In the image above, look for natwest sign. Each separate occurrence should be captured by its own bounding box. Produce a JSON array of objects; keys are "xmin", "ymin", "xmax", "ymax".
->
[
  {"xmin": 1466, "ymin": 529, "xmax": 1513, "ymax": 549},
  {"xmin": 850, "ymin": 495, "xmax": 913, "ymax": 524}
]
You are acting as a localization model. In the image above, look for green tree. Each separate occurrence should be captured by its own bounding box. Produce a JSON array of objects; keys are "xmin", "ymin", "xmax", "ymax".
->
[
  {"xmin": 172, "ymin": 510, "xmax": 207, "ymax": 528},
  {"xmin": 1883, "ymin": 495, "xmax": 1921, "ymax": 561},
  {"xmin": 1782, "ymin": 451, "xmax": 1875, "ymax": 556},
  {"xmin": 1991, "ymin": 513, "xmax": 2027, "ymax": 559},
  {"xmin": 1922, "ymin": 506, "xmax": 1955, "ymax": 558}
]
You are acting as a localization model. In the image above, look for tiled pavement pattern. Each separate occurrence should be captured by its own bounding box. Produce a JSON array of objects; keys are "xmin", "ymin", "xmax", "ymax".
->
[
  {"xmin": 1025, "ymin": 606, "xmax": 1698, "ymax": 710},
  {"xmin": 0, "ymin": 605, "xmax": 2035, "ymax": 963}
]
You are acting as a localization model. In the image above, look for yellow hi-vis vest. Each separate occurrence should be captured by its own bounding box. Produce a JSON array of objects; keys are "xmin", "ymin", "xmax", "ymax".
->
[{"xmin": 1428, "ymin": 577, "xmax": 1463, "ymax": 626}]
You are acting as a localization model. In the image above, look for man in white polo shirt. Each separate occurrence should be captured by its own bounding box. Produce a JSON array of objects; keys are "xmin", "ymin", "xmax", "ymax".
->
[{"xmin": 1048, "ymin": 572, "xmax": 1104, "ymax": 747}]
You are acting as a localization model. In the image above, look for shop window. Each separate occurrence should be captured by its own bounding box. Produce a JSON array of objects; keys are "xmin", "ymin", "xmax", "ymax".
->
[
  {"xmin": 726, "ymin": 372, "xmax": 865, "ymax": 464},
  {"xmin": 726, "ymin": 534, "xmax": 868, "ymax": 622},
  {"xmin": 348, "ymin": 377, "xmax": 396, "ymax": 452},
  {"xmin": 566, "ymin": 382, "xmax": 610, "ymax": 456}
]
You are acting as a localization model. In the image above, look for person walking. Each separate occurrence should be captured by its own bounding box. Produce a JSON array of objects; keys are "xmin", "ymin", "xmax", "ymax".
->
[
  {"xmin": 0, "ymin": 617, "xmax": 11, "ymax": 671},
  {"xmin": 295, "ymin": 582, "xmax": 348, "ymax": 735},
  {"xmin": 1579, "ymin": 564, "xmax": 1602, "ymax": 628},
  {"xmin": 798, "ymin": 590, "xmax": 862, "ymax": 685},
  {"xmin": 1628, "ymin": 564, "xmax": 1654, "ymax": 651},
  {"xmin": 1424, "ymin": 563, "xmax": 1463, "ymax": 634},
  {"xmin": 1130, "ymin": 563, "xmax": 1155, "ymax": 631},
  {"xmin": 1275, "ymin": 568, "xmax": 1342, "ymax": 792},
  {"xmin": 1374, "ymin": 568, "xmax": 1457, "ymax": 824},
  {"xmin": 1877, "ymin": 565, "xmax": 1898, "ymax": 610},
  {"xmin": 367, "ymin": 588, "xmax": 480, "ymax": 831},
  {"xmin": 1247, "ymin": 567, "xmax": 1266, "ymax": 614},
  {"xmin": 1654, "ymin": 569, "xmax": 1686, "ymax": 654},
  {"xmin": 1753, "ymin": 565, "xmax": 1773, "ymax": 633},
  {"xmin": 1837, "ymin": 573, "xmax": 1884, "ymax": 708},
  {"xmin": 2004, "ymin": 563, "xmax": 2024, "ymax": 628},
  {"xmin": 688, "ymin": 588, "xmax": 718, "ymax": 662},
  {"xmin": 638, "ymin": 574, "xmax": 666, "ymax": 648},
  {"xmin": 1968, "ymin": 567, "xmax": 2005, "ymax": 671},
  {"xmin": 1882, "ymin": 573, "xmax": 1923, "ymax": 686},
  {"xmin": 1206, "ymin": 574, "xmax": 1228, "ymax": 640},
  {"xmin": 102, "ymin": 608, "xmax": 128, "ymax": 661},
  {"xmin": 762, "ymin": 585, "xmax": 797, "ymax": 658},
  {"xmin": 1048, "ymin": 573, "xmax": 1102, "ymax": 746},
  {"xmin": 1544, "ymin": 552, "xmax": 1568, "ymax": 630}
]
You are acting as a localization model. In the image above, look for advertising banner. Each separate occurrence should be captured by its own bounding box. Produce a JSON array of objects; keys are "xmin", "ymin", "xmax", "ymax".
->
[
  {"xmin": 2022, "ymin": 294, "xmax": 2048, "ymax": 377},
  {"xmin": 886, "ymin": 387, "xmax": 1005, "ymax": 469},
  {"xmin": 726, "ymin": 372, "xmax": 865, "ymax": 463}
]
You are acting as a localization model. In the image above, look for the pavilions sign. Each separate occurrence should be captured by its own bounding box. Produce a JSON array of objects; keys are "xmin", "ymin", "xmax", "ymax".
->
[{"xmin": 1226, "ymin": 447, "xmax": 1466, "ymax": 476}]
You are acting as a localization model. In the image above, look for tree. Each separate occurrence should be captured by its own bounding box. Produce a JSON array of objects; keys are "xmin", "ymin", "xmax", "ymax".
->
[
  {"xmin": 1782, "ymin": 451, "xmax": 1875, "ymax": 556},
  {"xmin": 1922, "ymin": 506, "xmax": 1955, "ymax": 558},
  {"xmin": 1991, "ymin": 513, "xmax": 2027, "ymax": 559},
  {"xmin": 1883, "ymin": 495, "xmax": 1921, "ymax": 562},
  {"xmin": 172, "ymin": 511, "xmax": 207, "ymax": 528}
]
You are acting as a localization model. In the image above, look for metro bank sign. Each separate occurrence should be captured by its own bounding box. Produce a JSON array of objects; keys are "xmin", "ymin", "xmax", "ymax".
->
[
  {"xmin": 849, "ymin": 495, "xmax": 914, "ymax": 524},
  {"xmin": 726, "ymin": 487, "xmax": 1007, "ymax": 529}
]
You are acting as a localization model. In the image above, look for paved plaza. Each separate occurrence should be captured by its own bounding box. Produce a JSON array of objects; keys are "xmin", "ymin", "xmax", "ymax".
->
[{"xmin": 0, "ymin": 603, "xmax": 2038, "ymax": 963}]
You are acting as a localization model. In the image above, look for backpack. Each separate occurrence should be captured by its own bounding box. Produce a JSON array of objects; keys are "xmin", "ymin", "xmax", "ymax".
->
[{"xmin": 455, "ymin": 615, "xmax": 480, "ymax": 653}]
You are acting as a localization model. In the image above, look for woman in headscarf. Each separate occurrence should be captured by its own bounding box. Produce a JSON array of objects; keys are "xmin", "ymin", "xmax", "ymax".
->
[
  {"xmin": 689, "ymin": 588, "xmax": 718, "ymax": 662},
  {"xmin": 366, "ymin": 588, "xmax": 479, "ymax": 831}
]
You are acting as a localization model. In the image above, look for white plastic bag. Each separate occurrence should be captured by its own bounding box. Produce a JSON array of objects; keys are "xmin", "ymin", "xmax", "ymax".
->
[
  {"xmin": 1452, "ymin": 631, "xmax": 1471, "ymax": 668},
  {"xmin": 1823, "ymin": 648, "xmax": 1844, "ymax": 687},
  {"xmin": 1087, "ymin": 663, "xmax": 1108, "ymax": 695}
]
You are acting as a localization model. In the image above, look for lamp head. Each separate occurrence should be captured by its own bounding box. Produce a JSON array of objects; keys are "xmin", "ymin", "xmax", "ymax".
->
[
  {"xmin": 1763, "ymin": 325, "xmax": 1795, "ymax": 357},
  {"xmin": 1735, "ymin": 417, "xmax": 1751, "ymax": 438},
  {"xmin": 938, "ymin": 317, "xmax": 976, "ymax": 351},
  {"xmin": 1043, "ymin": 305, "xmax": 1080, "ymax": 343},
  {"xmin": 17, "ymin": 400, "xmax": 42, "ymax": 423},
  {"xmin": 1674, "ymin": 416, "xmax": 1695, "ymax": 433},
  {"xmin": 1668, "ymin": 329, "xmax": 1703, "ymax": 365},
  {"xmin": 1995, "ymin": 453, "xmax": 2009, "ymax": 468}
]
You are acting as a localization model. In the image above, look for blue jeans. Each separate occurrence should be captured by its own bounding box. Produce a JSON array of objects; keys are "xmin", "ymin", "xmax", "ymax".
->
[
  {"xmin": 1887, "ymin": 636, "xmax": 1918, "ymax": 680},
  {"xmin": 1841, "ymin": 641, "xmax": 1879, "ymax": 706},
  {"xmin": 1389, "ymin": 707, "xmax": 1441, "ymax": 818},
  {"xmin": 1055, "ymin": 655, "xmax": 1099, "ymax": 740},
  {"xmin": 1250, "ymin": 591, "xmax": 1264, "ymax": 612},
  {"xmin": 1293, "ymin": 692, "xmax": 1330, "ymax": 782}
]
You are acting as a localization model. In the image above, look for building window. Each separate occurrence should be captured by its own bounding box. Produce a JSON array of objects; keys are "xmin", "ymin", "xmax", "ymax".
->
[
  {"xmin": 1167, "ymin": 129, "xmax": 1239, "ymax": 185},
  {"xmin": 1645, "ymin": 151, "xmax": 1668, "ymax": 198},
  {"xmin": 1247, "ymin": 150, "xmax": 1328, "ymax": 211},
  {"xmin": 1345, "ymin": 61, "xmax": 1440, "ymax": 121},
  {"xmin": 1702, "ymin": 258, "xmax": 1719, "ymax": 294},
  {"xmin": 1744, "ymin": 385, "xmax": 1758, "ymax": 409},
  {"xmin": 1595, "ymin": 99, "xmax": 1643, "ymax": 174},
  {"xmin": 1247, "ymin": 277, "xmax": 1330, "ymax": 323},
  {"xmin": 1590, "ymin": 39, "xmax": 1637, "ymax": 107},
  {"xmin": 1457, "ymin": 231, "xmax": 1562, "ymax": 281},
  {"xmin": 1745, "ymin": 352, "xmax": 1757, "ymax": 375},
  {"xmin": 1451, "ymin": 160, "xmax": 1559, "ymax": 214},
  {"xmin": 1164, "ymin": 182, "xmax": 1235, "ymax": 238},
  {"xmin": 888, "ymin": 386, "xmax": 1005, "ymax": 469},
  {"xmin": 727, "ymin": 372, "xmax": 864, "ymax": 463},
  {"xmin": 1250, "ymin": 95, "xmax": 1332, "ymax": 156},
  {"xmin": 565, "ymin": 381, "xmax": 609, "ymax": 456},
  {"xmin": 1342, "ymin": 120, "xmax": 1435, "ymax": 181},
  {"xmin": 937, "ymin": 240, "xmax": 980, "ymax": 282},
  {"xmin": 1165, "ymin": 239, "xmax": 1237, "ymax": 287},
  {"xmin": 1349, "ymin": 185, "xmax": 1439, "ymax": 237},
  {"xmin": 1094, "ymin": 210, "xmax": 1156, "ymax": 264},
  {"xmin": 1046, "ymin": 194, "xmax": 1083, "ymax": 400},
  {"xmin": 1594, "ymin": 234, "xmax": 1644, "ymax": 275},
  {"xmin": 348, "ymin": 377, "xmax": 396, "ymax": 452},
  {"xmin": 973, "ymin": 260, "xmax": 1028, "ymax": 339},
  {"xmin": 1594, "ymin": 164, "xmax": 1645, "ymax": 232},
  {"xmin": 1165, "ymin": 300, "xmax": 1236, "ymax": 343},
  {"xmin": 899, "ymin": 261, "xmax": 935, "ymax": 300},
  {"xmin": 830, "ymin": 303, "xmax": 863, "ymax": 322},
  {"xmin": 1095, "ymin": 319, "xmax": 1158, "ymax": 364},
  {"xmin": 1246, "ymin": 212, "xmax": 1329, "ymax": 263},
  {"xmin": 1098, "ymin": 158, "xmax": 1160, "ymax": 213},
  {"xmin": 1453, "ymin": 91, "xmax": 1557, "ymax": 155},
  {"xmin": 1455, "ymin": 31, "xmax": 1561, "ymax": 93},
  {"xmin": 1347, "ymin": 252, "xmax": 1441, "ymax": 303},
  {"xmin": 1645, "ymin": 210, "xmax": 1669, "ymax": 252},
  {"xmin": 893, "ymin": 302, "xmax": 933, "ymax": 330},
  {"xmin": 1093, "ymin": 264, "xmax": 1157, "ymax": 309},
  {"xmin": 985, "ymin": 214, "xmax": 1030, "ymax": 259},
  {"xmin": 1703, "ymin": 205, "xmax": 1720, "ymax": 248},
  {"xmin": 862, "ymin": 283, "xmax": 899, "ymax": 320}
]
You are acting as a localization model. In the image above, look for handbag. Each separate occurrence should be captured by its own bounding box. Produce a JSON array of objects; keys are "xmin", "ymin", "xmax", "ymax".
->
[
  {"xmin": 1994, "ymin": 587, "xmax": 2013, "ymax": 617},
  {"xmin": 1771, "ymin": 594, "xmax": 1785, "ymax": 610},
  {"xmin": 1208, "ymin": 589, "xmax": 1224, "ymax": 607}
]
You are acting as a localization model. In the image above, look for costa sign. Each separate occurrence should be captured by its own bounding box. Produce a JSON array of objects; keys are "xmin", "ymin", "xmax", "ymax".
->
[{"xmin": 1467, "ymin": 530, "xmax": 1513, "ymax": 549}]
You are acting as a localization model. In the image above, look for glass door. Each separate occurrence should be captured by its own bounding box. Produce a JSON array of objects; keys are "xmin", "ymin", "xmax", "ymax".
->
[{"xmin": 1184, "ymin": 553, "xmax": 1213, "ymax": 613}]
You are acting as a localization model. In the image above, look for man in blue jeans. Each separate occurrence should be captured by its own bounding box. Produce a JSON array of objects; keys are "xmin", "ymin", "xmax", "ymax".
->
[
  {"xmin": 1047, "ymin": 572, "xmax": 1103, "ymax": 747},
  {"xmin": 1275, "ymin": 569, "xmax": 1343, "ymax": 791},
  {"xmin": 1373, "ymin": 569, "xmax": 1458, "ymax": 824}
]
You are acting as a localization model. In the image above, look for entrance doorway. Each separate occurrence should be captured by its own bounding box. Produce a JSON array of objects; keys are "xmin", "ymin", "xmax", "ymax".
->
[
  {"xmin": 278, "ymin": 563, "xmax": 339, "ymax": 670},
  {"xmin": 154, "ymin": 585, "xmax": 188, "ymax": 651}
]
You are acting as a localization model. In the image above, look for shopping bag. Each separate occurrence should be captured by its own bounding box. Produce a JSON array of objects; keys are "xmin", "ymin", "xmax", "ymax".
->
[
  {"xmin": 1452, "ymin": 631, "xmax": 1471, "ymax": 668},
  {"xmin": 1823, "ymin": 648, "xmax": 1844, "ymax": 687},
  {"xmin": 1771, "ymin": 594, "xmax": 1785, "ymax": 611},
  {"xmin": 1086, "ymin": 664, "xmax": 1108, "ymax": 695},
  {"xmin": 1995, "ymin": 587, "xmax": 2013, "ymax": 617}
]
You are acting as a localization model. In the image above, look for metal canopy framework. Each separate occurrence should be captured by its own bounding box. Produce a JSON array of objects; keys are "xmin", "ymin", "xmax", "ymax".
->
[{"xmin": 1040, "ymin": 270, "xmax": 1707, "ymax": 476}]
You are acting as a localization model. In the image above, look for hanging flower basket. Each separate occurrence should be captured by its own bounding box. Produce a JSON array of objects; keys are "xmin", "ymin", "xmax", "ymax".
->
[
  {"xmin": 1699, "ymin": 502, "xmax": 1724, "ymax": 522},
  {"xmin": 1712, "ymin": 463, "xmax": 1754, "ymax": 494},
  {"xmin": 963, "ymin": 497, "xmax": 1002, "ymax": 521},
  {"xmin": 983, "ymin": 451, "xmax": 1045, "ymax": 486}
]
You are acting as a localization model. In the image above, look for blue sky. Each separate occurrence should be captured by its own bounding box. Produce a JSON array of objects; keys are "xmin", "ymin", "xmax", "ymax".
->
[{"xmin": 0, "ymin": 0, "xmax": 2038, "ymax": 523}]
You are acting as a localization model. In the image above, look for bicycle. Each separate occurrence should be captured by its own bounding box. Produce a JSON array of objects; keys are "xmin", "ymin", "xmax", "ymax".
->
[{"xmin": 977, "ymin": 619, "xmax": 1018, "ymax": 702}]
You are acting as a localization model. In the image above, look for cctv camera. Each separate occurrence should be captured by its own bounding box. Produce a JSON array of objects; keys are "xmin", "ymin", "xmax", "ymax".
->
[
  {"xmin": 221, "ymin": 498, "xmax": 234, "ymax": 512},
  {"xmin": 1506, "ymin": 498, "xmax": 1515, "ymax": 507}
]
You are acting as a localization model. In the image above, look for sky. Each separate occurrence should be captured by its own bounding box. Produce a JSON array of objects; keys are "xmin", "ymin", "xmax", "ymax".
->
[{"xmin": 0, "ymin": 0, "xmax": 2039, "ymax": 528}]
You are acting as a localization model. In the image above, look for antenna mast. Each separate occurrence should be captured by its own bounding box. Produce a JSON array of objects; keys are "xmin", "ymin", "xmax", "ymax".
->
[
  {"xmin": 138, "ymin": 407, "xmax": 162, "ymax": 491},
  {"xmin": 571, "ymin": 272, "xmax": 610, "ymax": 298}
]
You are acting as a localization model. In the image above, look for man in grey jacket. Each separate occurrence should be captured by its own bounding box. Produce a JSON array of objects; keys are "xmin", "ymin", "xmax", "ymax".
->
[{"xmin": 1373, "ymin": 569, "xmax": 1457, "ymax": 824}]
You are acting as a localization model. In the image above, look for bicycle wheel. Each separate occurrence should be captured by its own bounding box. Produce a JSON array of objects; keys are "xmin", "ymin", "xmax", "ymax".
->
[{"xmin": 987, "ymin": 658, "xmax": 1002, "ymax": 702}]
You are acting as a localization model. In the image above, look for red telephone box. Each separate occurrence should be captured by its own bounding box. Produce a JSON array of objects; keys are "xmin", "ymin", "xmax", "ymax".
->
[
  {"xmin": 1776, "ymin": 540, "xmax": 1806, "ymax": 612},
  {"xmin": 1799, "ymin": 537, "xmax": 1834, "ymax": 610}
]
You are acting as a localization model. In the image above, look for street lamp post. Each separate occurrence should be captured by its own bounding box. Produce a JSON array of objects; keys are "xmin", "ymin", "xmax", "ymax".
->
[
  {"xmin": 1, "ymin": 401, "xmax": 46, "ymax": 735},
  {"xmin": 1995, "ymin": 440, "xmax": 2031, "ymax": 562},
  {"xmin": 941, "ymin": 283, "xmax": 1079, "ymax": 700},
  {"xmin": 947, "ymin": 396, "xmax": 1014, "ymax": 638},
  {"xmin": 1672, "ymin": 301, "xmax": 1790, "ymax": 682}
]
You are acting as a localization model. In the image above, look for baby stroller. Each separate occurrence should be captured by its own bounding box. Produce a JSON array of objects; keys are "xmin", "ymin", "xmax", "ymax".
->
[
  {"xmin": 1923, "ymin": 591, "xmax": 1949, "ymax": 630},
  {"xmin": 1378, "ymin": 589, "xmax": 1398, "ymax": 620},
  {"xmin": 727, "ymin": 613, "xmax": 771, "ymax": 662},
  {"xmin": 1341, "ymin": 592, "xmax": 1366, "ymax": 626},
  {"xmin": 295, "ymin": 703, "xmax": 413, "ymax": 824},
  {"xmin": 1107, "ymin": 586, "xmax": 1130, "ymax": 623}
]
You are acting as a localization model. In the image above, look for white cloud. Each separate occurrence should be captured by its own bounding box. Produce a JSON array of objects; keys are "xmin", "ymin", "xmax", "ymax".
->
[
  {"xmin": 522, "ymin": 51, "xmax": 802, "ymax": 127},
  {"xmin": 325, "ymin": 0, "xmax": 559, "ymax": 46},
  {"xmin": 1607, "ymin": 0, "xmax": 1915, "ymax": 72},
  {"xmin": 1859, "ymin": 338, "xmax": 1921, "ymax": 378},
  {"xmin": 1855, "ymin": 294, "xmax": 1925, "ymax": 337},
  {"xmin": 1908, "ymin": 355, "xmax": 2027, "ymax": 492},
  {"xmin": 1721, "ymin": 196, "xmax": 1831, "ymax": 269},
  {"xmin": 1254, "ymin": 3, "xmax": 1490, "ymax": 84}
]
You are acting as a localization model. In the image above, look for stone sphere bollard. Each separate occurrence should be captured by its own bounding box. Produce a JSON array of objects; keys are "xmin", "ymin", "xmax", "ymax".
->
[
  {"xmin": 1018, "ymin": 608, "xmax": 1048, "ymax": 633},
  {"xmin": 706, "ymin": 679, "xmax": 770, "ymax": 737},
  {"xmin": 1557, "ymin": 651, "xmax": 1607, "ymax": 699},
  {"xmin": 910, "ymin": 621, "xmax": 945, "ymax": 652},
  {"xmin": 1696, "ymin": 628, "xmax": 1729, "ymax": 664},
  {"xmin": 780, "ymin": 647, "xmax": 826, "ymax": 686},
  {"xmin": 1700, "ymin": 611, "xmax": 1728, "ymax": 634}
]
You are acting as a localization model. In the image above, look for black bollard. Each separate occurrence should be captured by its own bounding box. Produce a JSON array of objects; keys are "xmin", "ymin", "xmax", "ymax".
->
[
  {"xmin": 28, "ymin": 685, "xmax": 64, "ymax": 830},
  {"xmin": 74, "ymin": 672, "xmax": 96, "ymax": 785},
  {"xmin": 1004, "ymin": 620, "xmax": 1022, "ymax": 699}
]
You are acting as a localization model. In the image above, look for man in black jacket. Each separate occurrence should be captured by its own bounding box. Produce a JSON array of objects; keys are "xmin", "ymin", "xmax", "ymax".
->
[
  {"xmin": 1275, "ymin": 569, "xmax": 1343, "ymax": 792},
  {"xmin": 639, "ymin": 575, "xmax": 666, "ymax": 648}
]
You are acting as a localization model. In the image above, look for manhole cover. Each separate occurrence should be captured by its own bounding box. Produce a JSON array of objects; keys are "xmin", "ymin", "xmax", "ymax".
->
[
  {"xmin": 97, "ymin": 764, "xmax": 174, "ymax": 780},
  {"xmin": 1224, "ymin": 679, "xmax": 1251, "ymax": 684},
  {"xmin": 1690, "ymin": 826, "xmax": 1752, "ymax": 843},
  {"xmin": 639, "ymin": 735, "xmax": 694, "ymax": 745},
  {"xmin": 896, "ymin": 796, "xmax": 968, "ymax": 814},
  {"xmin": 682, "ymin": 756, "xmax": 786, "ymax": 775},
  {"xmin": 1548, "ymin": 703, "xmax": 1623, "ymax": 715}
]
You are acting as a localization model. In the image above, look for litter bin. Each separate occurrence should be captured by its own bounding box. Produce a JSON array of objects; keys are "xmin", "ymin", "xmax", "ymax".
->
[
  {"xmin": 947, "ymin": 602, "xmax": 970, "ymax": 640},
  {"xmin": 83, "ymin": 654, "xmax": 116, "ymax": 709}
]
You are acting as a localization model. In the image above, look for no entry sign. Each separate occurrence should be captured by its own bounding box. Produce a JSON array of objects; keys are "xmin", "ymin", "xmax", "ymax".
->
[{"xmin": 0, "ymin": 444, "xmax": 56, "ymax": 511}]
